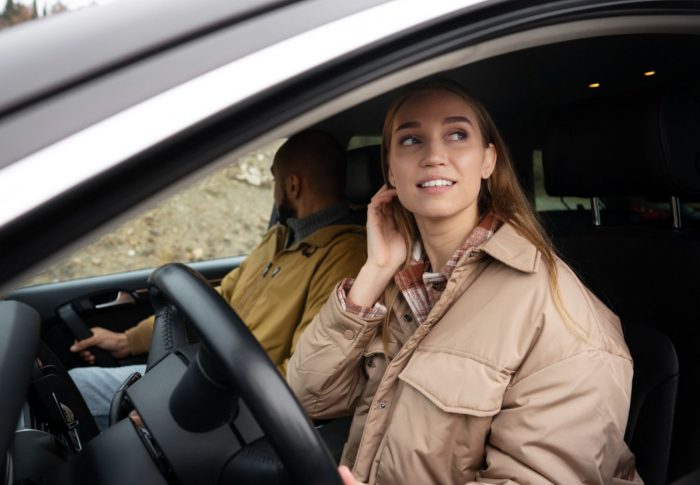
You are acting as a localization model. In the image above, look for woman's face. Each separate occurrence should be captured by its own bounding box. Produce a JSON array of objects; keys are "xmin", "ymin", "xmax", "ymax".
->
[{"xmin": 387, "ymin": 89, "xmax": 496, "ymax": 226}]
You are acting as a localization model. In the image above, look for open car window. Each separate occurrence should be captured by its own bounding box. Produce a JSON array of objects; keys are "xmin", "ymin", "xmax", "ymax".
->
[{"xmin": 23, "ymin": 140, "xmax": 281, "ymax": 286}]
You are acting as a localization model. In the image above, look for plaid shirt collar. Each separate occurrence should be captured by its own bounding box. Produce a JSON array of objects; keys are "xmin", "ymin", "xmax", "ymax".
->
[{"xmin": 394, "ymin": 213, "xmax": 500, "ymax": 325}]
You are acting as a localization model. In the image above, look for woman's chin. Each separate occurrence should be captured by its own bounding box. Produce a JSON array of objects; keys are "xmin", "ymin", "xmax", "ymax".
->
[{"xmin": 412, "ymin": 206, "xmax": 474, "ymax": 223}]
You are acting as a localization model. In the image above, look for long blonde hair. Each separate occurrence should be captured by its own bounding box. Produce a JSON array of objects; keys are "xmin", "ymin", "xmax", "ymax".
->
[{"xmin": 379, "ymin": 80, "xmax": 583, "ymax": 347}]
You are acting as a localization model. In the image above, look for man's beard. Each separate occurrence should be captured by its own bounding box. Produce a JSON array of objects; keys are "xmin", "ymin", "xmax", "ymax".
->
[{"xmin": 276, "ymin": 195, "xmax": 295, "ymax": 226}]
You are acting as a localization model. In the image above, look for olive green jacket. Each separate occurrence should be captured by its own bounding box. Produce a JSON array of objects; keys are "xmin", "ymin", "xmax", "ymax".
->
[{"xmin": 125, "ymin": 223, "xmax": 367, "ymax": 376}]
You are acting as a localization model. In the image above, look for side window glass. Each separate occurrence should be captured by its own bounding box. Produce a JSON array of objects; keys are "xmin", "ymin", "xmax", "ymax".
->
[
  {"xmin": 25, "ymin": 140, "xmax": 283, "ymax": 286},
  {"xmin": 347, "ymin": 135, "xmax": 381, "ymax": 150},
  {"xmin": 532, "ymin": 150, "xmax": 591, "ymax": 212}
]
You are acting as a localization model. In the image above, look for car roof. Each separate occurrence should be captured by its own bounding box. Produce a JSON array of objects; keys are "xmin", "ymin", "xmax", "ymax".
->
[{"xmin": 0, "ymin": 0, "xmax": 284, "ymax": 117}]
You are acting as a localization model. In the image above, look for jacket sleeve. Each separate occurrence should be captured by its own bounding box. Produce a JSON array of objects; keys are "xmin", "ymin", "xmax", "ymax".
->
[
  {"xmin": 219, "ymin": 261, "xmax": 244, "ymax": 302},
  {"xmin": 278, "ymin": 239, "xmax": 367, "ymax": 377},
  {"xmin": 468, "ymin": 350, "xmax": 638, "ymax": 484},
  {"xmin": 124, "ymin": 316, "xmax": 155, "ymax": 355},
  {"xmin": 287, "ymin": 286, "xmax": 383, "ymax": 419}
]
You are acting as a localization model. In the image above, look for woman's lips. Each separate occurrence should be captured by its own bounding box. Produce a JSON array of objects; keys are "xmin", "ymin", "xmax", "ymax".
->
[{"xmin": 416, "ymin": 178, "xmax": 455, "ymax": 193}]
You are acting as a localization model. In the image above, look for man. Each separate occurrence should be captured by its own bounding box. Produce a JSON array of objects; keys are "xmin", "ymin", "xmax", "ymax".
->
[{"xmin": 69, "ymin": 130, "xmax": 367, "ymax": 428}]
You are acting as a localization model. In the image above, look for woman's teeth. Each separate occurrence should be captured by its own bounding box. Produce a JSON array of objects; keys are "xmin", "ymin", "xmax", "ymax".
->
[{"xmin": 419, "ymin": 179, "xmax": 453, "ymax": 188}]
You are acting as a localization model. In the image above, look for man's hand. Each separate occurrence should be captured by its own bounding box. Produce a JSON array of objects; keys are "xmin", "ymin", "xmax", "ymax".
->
[
  {"xmin": 129, "ymin": 410, "xmax": 144, "ymax": 428},
  {"xmin": 70, "ymin": 326, "xmax": 129, "ymax": 364},
  {"xmin": 338, "ymin": 466, "xmax": 367, "ymax": 485}
]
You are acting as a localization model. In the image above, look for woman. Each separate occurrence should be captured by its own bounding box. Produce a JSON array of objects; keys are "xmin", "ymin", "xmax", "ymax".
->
[{"xmin": 288, "ymin": 81, "xmax": 641, "ymax": 484}]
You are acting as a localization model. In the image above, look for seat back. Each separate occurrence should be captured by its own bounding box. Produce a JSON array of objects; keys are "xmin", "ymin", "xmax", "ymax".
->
[
  {"xmin": 345, "ymin": 144, "xmax": 383, "ymax": 205},
  {"xmin": 542, "ymin": 90, "xmax": 700, "ymax": 483},
  {"xmin": 624, "ymin": 324, "xmax": 679, "ymax": 485}
]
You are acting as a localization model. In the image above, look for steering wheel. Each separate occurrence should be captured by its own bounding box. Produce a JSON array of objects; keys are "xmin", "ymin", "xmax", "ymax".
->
[{"xmin": 145, "ymin": 263, "xmax": 342, "ymax": 485}]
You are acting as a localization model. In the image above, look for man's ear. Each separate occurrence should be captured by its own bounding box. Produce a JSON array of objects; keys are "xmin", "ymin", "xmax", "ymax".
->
[
  {"xmin": 481, "ymin": 143, "xmax": 497, "ymax": 179},
  {"xmin": 286, "ymin": 174, "xmax": 301, "ymax": 200}
]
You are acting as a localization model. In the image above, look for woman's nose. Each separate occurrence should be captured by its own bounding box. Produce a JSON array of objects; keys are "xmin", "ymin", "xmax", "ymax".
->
[{"xmin": 420, "ymin": 140, "xmax": 447, "ymax": 167}]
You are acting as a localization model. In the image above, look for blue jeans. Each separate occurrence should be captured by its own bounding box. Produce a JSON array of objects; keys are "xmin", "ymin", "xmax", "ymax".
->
[{"xmin": 68, "ymin": 364, "xmax": 147, "ymax": 430}]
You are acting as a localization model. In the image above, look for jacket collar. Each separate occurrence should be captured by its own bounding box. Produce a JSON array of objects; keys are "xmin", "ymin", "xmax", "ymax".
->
[
  {"xmin": 479, "ymin": 222, "xmax": 541, "ymax": 274},
  {"xmin": 285, "ymin": 203, "xmax": 352, "ymax": 245},
  {"xmin": 281, "ymin": 223, "xmax": 365, "ymax": 251}
]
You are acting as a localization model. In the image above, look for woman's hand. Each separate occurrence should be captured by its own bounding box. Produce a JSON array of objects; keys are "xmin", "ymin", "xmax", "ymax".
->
[
  {"xmin": 338, "ymin": 466, "xmax": 367, "ymax": 485},
  {"xmin": 365, "ymin": 185, "xmax": 407, "ymax": 272},
  {"xmin": 347, "ymin": 185, "xmax": 407, "ymax": 307}
]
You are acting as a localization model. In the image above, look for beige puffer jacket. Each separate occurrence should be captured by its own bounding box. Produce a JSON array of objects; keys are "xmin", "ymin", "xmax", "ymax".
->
[{"xmin": 288, "ymin": 223, "xmax": 642, "ymax": 484}]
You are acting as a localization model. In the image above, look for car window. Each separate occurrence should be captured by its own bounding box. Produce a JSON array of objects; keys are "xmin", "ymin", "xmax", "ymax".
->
[
  {"xmin": 347, "ymin": 135, "xmax": 381, "ymax": 150},
  {"xmin": 24, "ymin": 139, "xmax": 283, "ymax": 285}
]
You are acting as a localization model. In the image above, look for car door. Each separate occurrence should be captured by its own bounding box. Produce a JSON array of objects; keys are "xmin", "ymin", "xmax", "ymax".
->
[{"xmin": 6, "ymin": 256, "xmax": 244, "ymax": 368}]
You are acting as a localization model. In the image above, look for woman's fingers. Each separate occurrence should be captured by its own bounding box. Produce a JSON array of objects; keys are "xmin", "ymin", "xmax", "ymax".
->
[
  {"xmin": 368, "ymin": 188, "xmax": 398, "ymax": 219},
  {"xmin": 369, "ymin": 187, "xmax": 397, "ymax": 205},
  {"xmin": 338, "ymin": 466, "xmax": 367, "ymax": 485}
]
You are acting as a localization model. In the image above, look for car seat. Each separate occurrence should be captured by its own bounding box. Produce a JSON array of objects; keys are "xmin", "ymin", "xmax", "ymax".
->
[
  {"xmin": 542, "ymin": 89, "xmax": 700, "ymax": 484},
  {"xmin": 345, "ymin": 144, "xmax": 383, "ymax": 206}
]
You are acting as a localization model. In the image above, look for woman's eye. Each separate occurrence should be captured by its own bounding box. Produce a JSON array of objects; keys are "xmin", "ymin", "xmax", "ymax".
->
[
  {"xmin": 399, "ymin": 135, "xmax": 420, "ymax": 146},
  {"xmin": 447, "ymin": 131, "xmax": 466, "ymax": 141}
]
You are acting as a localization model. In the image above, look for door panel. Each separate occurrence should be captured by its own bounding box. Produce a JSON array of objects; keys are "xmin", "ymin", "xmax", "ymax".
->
[{"xmin": 4, "ymin": 256, "xmax": 244, "ymax": 369}]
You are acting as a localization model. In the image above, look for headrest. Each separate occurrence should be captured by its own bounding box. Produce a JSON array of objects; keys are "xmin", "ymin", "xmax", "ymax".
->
[
  {"xmin": 543, "ymin": 90, "xmax": 700, "ymax": 198},
  {"xmin": 345, "ymin": 145, "xmax": 384, "ymax": 204}
]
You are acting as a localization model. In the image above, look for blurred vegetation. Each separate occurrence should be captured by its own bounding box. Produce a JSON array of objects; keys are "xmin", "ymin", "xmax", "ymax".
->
[{"xmin": 1, "ymin": 0, "xmax": 68, "ymax": 30}]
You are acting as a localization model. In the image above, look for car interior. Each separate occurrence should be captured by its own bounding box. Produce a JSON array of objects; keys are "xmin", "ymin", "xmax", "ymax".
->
[{"xmin": 2, "ymin": 5, "xmax": 700, "ymax": 485}]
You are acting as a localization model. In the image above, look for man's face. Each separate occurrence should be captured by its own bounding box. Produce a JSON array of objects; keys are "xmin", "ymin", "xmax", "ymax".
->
[{"xmin": 271, "ymin": 159, "xmax": 296, "ymax": 225}]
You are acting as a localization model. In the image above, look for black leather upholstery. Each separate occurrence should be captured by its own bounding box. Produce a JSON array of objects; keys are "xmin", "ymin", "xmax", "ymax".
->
[
  {"xmin": 146, "ymin": 285, "xmax": 191, "ymax": 371},
  {"xmin": 543, "ymin": 90, "xmax": 700, "ymax": 198},
  {"xmin": 345, "ymin": 144, "xmax": 383, "ymax": 205},
  {"xmin": 624, "ymin": 324, "xmax": 679, "ymax": 485}
]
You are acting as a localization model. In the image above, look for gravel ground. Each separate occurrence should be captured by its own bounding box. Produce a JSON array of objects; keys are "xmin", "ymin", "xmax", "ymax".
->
[{"xmin": 25, "ymin": 141, "xmax": 284, "ymax": 285}]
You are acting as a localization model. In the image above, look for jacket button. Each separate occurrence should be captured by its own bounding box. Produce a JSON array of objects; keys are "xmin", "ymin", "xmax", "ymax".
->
[
  {"xmin": 402, "ymin": 314, "xmax": 413, "ymax": 322},
  {"xmin": 379, "ymin": 401, "xmax": 386, "ymax": 409},
  {"xmin": 343, "ymin": 329, "xmax": 354, "ymax": 340}
]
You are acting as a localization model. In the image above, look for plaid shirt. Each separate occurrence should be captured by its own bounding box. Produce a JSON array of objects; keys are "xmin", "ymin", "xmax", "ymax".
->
[{"xmin": 339, "ymin": 213, "xmax": 500, "ymax": 323}]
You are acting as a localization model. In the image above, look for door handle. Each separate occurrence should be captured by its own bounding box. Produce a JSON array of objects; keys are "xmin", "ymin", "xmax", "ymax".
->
[
  {"xmin": 57, "ymin": 303, "xmax": 119, "ymax": 367},
  {"xmin": 94, "ymin": 290, "xmax": 136, "ymax": 309}
]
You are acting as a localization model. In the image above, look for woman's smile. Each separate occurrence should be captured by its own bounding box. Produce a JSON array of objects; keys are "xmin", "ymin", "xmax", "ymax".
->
[{"xmin": 416, "ymin": 177, "xmax": 456, "ymax": 194}]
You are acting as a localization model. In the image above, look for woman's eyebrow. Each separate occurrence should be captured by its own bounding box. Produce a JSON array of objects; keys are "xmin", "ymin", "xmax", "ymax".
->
[
  {"xmin": 444, "ymin": 116, "xmax": 473, "ymax": 125},
  {"xmin": 395, "ymin": 121, "xmax": 420, "ymax": 132},
  {"xmin": 395, "ymin": 116, "xmax": 473, "ymax": 132}
]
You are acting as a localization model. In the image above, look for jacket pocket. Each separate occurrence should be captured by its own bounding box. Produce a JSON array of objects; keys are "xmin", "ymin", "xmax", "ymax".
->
[
  {"xmin": 398, "ymin": 349, "xmax": 512, "ymax": 416},
  {"xmin": 374, "ymin": 351, "xmax": 512, "ymax": 484}
]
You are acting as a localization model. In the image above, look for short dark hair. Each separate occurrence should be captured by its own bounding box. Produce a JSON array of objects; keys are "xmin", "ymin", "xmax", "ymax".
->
[{"xmin": 275, "ymin": 129, "xmax": 346, "ymax": 196}]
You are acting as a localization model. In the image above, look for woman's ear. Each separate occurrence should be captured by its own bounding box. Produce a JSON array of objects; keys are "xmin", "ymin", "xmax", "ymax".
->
[
  {"xmin": 387, "ymin": 167, "xmax": 396, "ymax": 187},
  {"xmin": 481, "ymin": 143, "xmax": 497, "ymax": 179}
]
